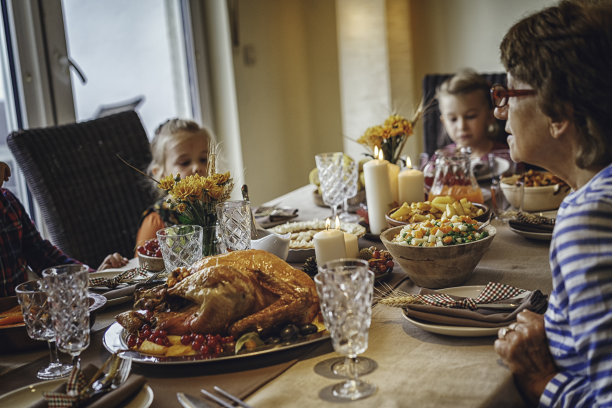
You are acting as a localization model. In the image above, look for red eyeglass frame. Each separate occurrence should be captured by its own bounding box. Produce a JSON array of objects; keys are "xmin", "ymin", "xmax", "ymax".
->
[{"xmin": 490, "ymin": 84, "xmax": 536, "ymax": 108}]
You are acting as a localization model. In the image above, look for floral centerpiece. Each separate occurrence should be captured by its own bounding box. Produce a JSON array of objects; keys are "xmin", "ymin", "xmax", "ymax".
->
[
  {"xmin": 157, "ymin": 154, "xmax": 234, "ymax": 255},
  {"xmin": 357, "ymin": 109, "xmax": 422, "ymax": 165}
]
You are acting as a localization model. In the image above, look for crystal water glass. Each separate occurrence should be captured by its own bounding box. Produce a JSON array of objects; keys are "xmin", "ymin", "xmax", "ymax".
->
[
  {"xmin": 42, "ymin": 264, "xmax": 90, "ymax": 371},
  {"xmin": 216, "ymin": 200, "xmax": 252, "ymax": 251},
  {"xmin": 339, "ymin": 156, "xmax": 360, "ymax": 223},
  {"xmin": 315, "ymin": 259, "xmax": 377, "ymax": 400},
  {"xmin": 489, "ymin": 156, "xmax": 525, "ymax": 221},
  {"xmin": 315, "ymin": 152, "xmax": 344, "ymax": 218},
  {"xmin": 157, "ymin": 225, "xmax": 204, "ymax": 271},
  {"xmin": 15, "ymin": 280, "xmax": 73, "ymax": 379}
]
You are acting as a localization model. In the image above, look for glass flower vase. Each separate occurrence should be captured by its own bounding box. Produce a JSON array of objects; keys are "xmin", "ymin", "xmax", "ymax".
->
[{"xmin": 202, "ymin": 223, "xmax": 223, "ymax": 256}]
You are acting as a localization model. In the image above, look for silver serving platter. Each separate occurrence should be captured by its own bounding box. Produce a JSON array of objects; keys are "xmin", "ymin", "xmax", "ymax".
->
[{"xmin": 103, "ymin": 322, "xmax": 329, "ymax": 365}]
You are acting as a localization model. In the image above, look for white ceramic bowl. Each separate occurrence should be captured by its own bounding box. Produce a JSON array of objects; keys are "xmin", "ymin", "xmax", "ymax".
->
[
  {"xmin": 138, "ymin": 253, "xmax": 165, "ymax": 272},
  {"xmin": 380, "ymin": 224, "xmax": 496, "ymax": 289},
  {"xmin": 500, "ymin": 182, "xmax": 570, "ymax": 212}
]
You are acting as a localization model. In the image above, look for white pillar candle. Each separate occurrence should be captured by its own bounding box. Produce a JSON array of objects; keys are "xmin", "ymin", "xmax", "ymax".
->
[
  {"xmin": 387, "ymin": 163, "xmax": 400, "ymax": 204},
  {"xmin": 314, "ymin": 224, "xmax": 347, "ymax": 267},
  {"xmin": 398, "ymin": 168, "xmax": 425, "ymax": 205},
  {"xmin": 343, "ymin": 232, "xmax": 359, "ymax": 258},
  {"xmin": 363, "ymin": 155, "xmax": 394, "ymax": 235}
]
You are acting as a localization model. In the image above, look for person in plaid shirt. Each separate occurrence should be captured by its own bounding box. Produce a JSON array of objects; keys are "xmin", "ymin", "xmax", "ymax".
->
[{"xmin": 0, "ymin": 162, "xmax": 128, "ymax": 297}]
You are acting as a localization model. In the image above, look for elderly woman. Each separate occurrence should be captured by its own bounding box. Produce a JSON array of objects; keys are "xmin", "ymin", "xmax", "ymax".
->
[{"xmin": 492, "ymin": 0, "xmax": 612, "ymax": 407}]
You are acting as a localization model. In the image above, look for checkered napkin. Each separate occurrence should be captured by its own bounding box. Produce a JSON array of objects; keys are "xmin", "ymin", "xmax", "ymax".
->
[
  {"xmin": 42, "ymin": 365, "xmax": 88, "ymax": 408},
  {"xmin": 410, "ymin": 282, "xmax": 527, "ymax": 310},
  {"xmin": 88, "ymin": 268, "xmax": 149, "ymax": 289}
]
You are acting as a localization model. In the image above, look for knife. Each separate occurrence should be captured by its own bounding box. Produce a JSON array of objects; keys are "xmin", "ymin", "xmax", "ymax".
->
[{"xmin": 177, "ymin": 392, "xmax": 213, "ymax": 408}]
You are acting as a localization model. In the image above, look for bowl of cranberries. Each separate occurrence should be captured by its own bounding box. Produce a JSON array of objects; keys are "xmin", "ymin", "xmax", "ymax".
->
[{"xmin": 137, "ymin": 239, "xmax": 165, "ymax": 272}]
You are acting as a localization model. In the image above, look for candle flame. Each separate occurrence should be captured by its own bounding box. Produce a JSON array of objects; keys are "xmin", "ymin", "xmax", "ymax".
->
[
  {"xmin": 406, "ymin": 156, "xmax": 412, "ymax": 169},
  {"xmin": 335, "ymin": 215, "xmax": 341, "ymax": 229},
  {"xmin": 325, "ymin": 218, "xmax": 331, "ymax": 230},
  {"xmin": 377, "ymin": 148, "xmax": 384, "ymax": 161}
]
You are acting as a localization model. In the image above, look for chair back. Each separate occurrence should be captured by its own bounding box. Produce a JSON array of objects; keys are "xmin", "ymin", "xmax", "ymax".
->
[
  {"xmin": 7, "ymin": 111, "xmax": 154, "ymax": 267},
  {"xmin": 422, "ymin": 72, "xmax": 508, "ymax": 158}
]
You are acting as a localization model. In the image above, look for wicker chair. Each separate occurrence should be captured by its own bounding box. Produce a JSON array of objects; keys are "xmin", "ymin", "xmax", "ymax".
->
[
  {"xmin": 7, "ymin": 111, "xmax": 154, "ymax": 267},
  {"xmin": 422, "ymin": 72, "xmax": 508, "ymax": 158}
]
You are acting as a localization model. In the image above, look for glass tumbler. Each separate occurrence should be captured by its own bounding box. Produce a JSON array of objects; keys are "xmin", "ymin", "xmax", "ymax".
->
[
  {"xmin": 157, "ymin": 225, "xmax": 204, "ymax": 271},
  {"xmin": 42, "ymin": 264, "xmax": 90, "ymax": 370},
  {"xmin": 216, "ymin": 200, "xmax": 252, "ymax": 251}
]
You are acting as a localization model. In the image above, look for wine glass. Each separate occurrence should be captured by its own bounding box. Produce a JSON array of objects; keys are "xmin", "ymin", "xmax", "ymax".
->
[
  {"xmin": 315, "ymin": 152, "xmax": 344, "ymax": 218},
  {"xmin": 339, "ymin": 155, "xmax": 360, "ymax": 223},
  {"xmin": 42, "ymin": 264, "xmax": 90, "ymax": 372},
  {"xmin": 15, "ymin": 280, "xmax": 73, "ymax": 380},
  {"xmin": 315, "ymin": 259, "xmax": 377, "ymax": 400}
]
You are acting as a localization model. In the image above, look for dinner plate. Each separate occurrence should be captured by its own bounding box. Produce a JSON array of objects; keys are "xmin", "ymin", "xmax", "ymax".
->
[
  {"xmin": 0, "ymin": 378, "xmax": 154, "ymax": 407},
  {"xmin": 401, "ymin": 285, "xmax": 524, "ymax": 337},
  {"xmin": 507, "ymin": 210, "xmax": 556, "ymax": 241},
  {"xmin": 508, "ymin": 226, "xmax": 552, "ymax": 241},
  {"xmin": 103, "ymin": 322, "xmax": 330, "ymax": 365},
  {"xmin": 475, "ymin": 157, "xmax": 511, "ymax": 181}
]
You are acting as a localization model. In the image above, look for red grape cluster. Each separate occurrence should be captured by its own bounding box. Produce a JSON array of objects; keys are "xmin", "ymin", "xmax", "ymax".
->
[
  {"xmin": 137, "ymin": 239, "xmax": 162, "ymax": 257},
  {"xmin": 180, "ymin": 333, "xmax": 235, "ymax": 358}
]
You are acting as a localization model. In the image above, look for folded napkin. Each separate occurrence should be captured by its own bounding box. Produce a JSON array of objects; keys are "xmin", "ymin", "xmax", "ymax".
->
[
  {"xmin": 28, "ymin": 363, "xmax": 146, "ymax": 408},
  {"xmin": 402, "ymin": 286, "xmax": 548, "ymax": 328},
  {"xmin": 89, "ymin": 268, "xmax": 149, "ymax": 289},
  {"xmin": 256, "ymin": 207, "xmax": 299, "ymax": 228},
  {"xmin": 101, "ymin": 284, "xmax": 138, "ymax": 301}
]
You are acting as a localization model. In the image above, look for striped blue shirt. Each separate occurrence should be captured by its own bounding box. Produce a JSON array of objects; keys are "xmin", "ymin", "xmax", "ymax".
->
[{"xmin": 543, "ymin": 164, "xmax": 612, "ymax": 407}]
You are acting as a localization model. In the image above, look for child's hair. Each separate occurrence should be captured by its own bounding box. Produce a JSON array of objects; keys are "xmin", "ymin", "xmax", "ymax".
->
[
  {"xmin": 147, "ymin": 118, "xmax": 214, "ymax": 177},
  {"xmin": 435, "ymin": 68, "xmax": 494, "ymax": 110}
]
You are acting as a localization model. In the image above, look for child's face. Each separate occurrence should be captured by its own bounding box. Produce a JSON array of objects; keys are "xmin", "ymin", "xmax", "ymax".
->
[
  {"xmin": 163, "ymin": 132, "xmax": 209, "ymax": 179},
  {"xmin": 439, "ymin": 91, "xmax": 494, "ymax": 148}
]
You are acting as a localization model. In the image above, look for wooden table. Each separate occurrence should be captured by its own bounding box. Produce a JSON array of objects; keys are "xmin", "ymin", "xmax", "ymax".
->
[{"xmin": 0, "ymin": 185, "xmax": 552, "ymax": 407}]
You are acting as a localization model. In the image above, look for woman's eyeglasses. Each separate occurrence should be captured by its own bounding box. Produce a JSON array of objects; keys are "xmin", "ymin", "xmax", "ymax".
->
[{"xmin": 490, "ymin": 84, "xmax": 536, "ymax": 108}]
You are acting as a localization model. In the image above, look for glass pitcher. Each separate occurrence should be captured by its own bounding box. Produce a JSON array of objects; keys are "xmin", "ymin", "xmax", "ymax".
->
[{"xmin": 428, "ymin": 147, "xmax": 484, "ymax": 203}]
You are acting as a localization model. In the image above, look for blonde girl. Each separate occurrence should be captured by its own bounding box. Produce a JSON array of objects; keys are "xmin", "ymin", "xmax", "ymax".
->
[
  {"xmin": 135, "ymin": 119, "xmax": 214, "ymax": 250},
  {"xmin": 436, "ymin": 68, "xmax": 506, "ymax": 159}
]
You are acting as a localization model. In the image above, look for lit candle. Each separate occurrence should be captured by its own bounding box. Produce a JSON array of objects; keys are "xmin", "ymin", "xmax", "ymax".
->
[
  {"xmin": 363, "ymin": 147, "xmax": 394, "ymax": 235},
  {"xmin": 388, "ymin": 162, "xmax": 400, "ymax": 203},
  {"xmin": 313, "ymin": 218, "xmax": 347, "ymax": 266},
  {"xmin": 398, "ymin": 168, "xmax": 425, "ymax": 205},
  {"xmin": 343, "ymin": 232, "xmax": 359, "ymax": 258}
]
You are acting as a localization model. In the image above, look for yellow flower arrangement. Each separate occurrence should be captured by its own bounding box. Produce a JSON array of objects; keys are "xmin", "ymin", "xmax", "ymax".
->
[
  {"xmin": 159, "ymin": 171, "xmax": 234, "ymax": 227},
  {"xmin": 357, "ymin": 111, "xmax": 422, "ymax": 165}
]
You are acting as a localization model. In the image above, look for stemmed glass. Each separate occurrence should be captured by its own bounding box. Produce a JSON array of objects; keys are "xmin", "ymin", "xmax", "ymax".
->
[
  {"xmin": 43, "ymin": 264, "xmax": 90, "ymax": 372},
  {"xmin": 339, "ymin": 156, "xmax": 360, "ymax": 223},
  {"xmin": 315, "ymin": 152, "xmax": 344, "ymax": 218},
  {"xmin": 315, "ymin": 259, "xmax": 377, "ymax": 400},
  {"xmin": 15, "ymin": 280, "xmax": 73, "ymax": 379}
]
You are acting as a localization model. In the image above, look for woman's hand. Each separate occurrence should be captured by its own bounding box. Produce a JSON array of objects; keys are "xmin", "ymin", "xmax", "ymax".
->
[
  {"xmin": 494, "ymin": 310, "xmax": 558, "ymax": 406},
  {"xmin": 98, "ymin": 252, "xmax": 129, "ymax": 270}
]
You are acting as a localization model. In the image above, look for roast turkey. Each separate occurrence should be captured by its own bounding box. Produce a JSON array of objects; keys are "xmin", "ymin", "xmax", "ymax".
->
[{"xmin": 117, "ymin": 250, "xmax": 319, "ymax": 337}]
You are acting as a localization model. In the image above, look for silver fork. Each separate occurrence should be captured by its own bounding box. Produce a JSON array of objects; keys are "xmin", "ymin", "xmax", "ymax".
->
[{"xmin": 201, "ymin": 386, "xmax": 253, "ymax": 408}]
